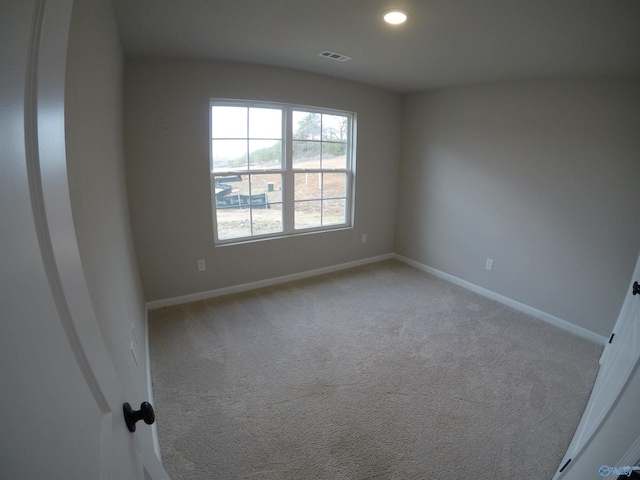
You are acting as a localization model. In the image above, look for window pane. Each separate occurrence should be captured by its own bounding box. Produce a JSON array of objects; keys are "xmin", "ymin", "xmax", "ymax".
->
[
  {"xmin": 293, "ymin": 111, "xmax": 321, "ymax": 140},
  {"xmin": 212, "ymin": 140, "xmax": 248, "ymax": 171},
  {"xmin": 252, "ymin": 203, "xmax": 283, "ymax": 235},
  {"xmin": 212, "ymin": 106, "xmax": 247, "ymax": 138},
  {"xmin": 215, "ymin": 174, "xmax": 283, "ymax": 203},
  {"xmin": 249, "ymin": 108, "xmax": 282, "ymax": 139},
  {"xmin": 249, "ymin": 140, "xmax": 282, "ymax": 169},
  {"xmin": 216, "ymin": 207, "xmax": 251, "ymax": 240},
  {"xmin": 322, "ymin": 172, "xmax": 346, "ymax": 199},
  {"xmin": 295, "ymin": 172, "xmax": 321, "ymax": 201},
  {"xmin": 213, "ymin": 175, "xmax": 241, "ymax": 199},
  {"xmin": 321, "ymin": 142, "xmax": 347, "ymax": 168},
  {"xmin": 293, "ymin": 141, "xmax": 320, "ymax": 168},
  {"xmin": 250, "ymin": 173, "xmax": 282, "ymax": 203},
  {"xmin": 295, "ymin": 200, "xmax": 321, "ymax": 229},
  {"xmin": 322, "ymin": 114, "xmax": 347, "ymax": 141},
  {"xmin": 215, "ymin": 174, "xmax": 249, "ymax": 204},
  {"xmin": 249, "ymin": 193, "xmax": 269, "ymax": 207},
  {"xmin": 322, "ymin": 199, "xmax": 346, "ymax": 225}
]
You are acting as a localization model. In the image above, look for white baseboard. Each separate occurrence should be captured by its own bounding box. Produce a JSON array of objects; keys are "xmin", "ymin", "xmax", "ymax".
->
[
  {"xmin": 146, "ymin": 252, "xmax": 607, "ymax": 346},
  {"xmin": 146, "ymin": 253, "xmax": 395, "ymax": 310},
  {"xmin": 393, "ymin": 254, "xmax": 607, "ymax": 346}
]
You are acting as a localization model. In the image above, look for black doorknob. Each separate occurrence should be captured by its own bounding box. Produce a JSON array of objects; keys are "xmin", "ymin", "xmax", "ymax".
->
[
  {"xmin": 633, "ymin": 281, "xmax": 640, "ymax": 296},
  {"xmin": 123, "ymin": 402, "xmax": 155, "ymax": 432}
]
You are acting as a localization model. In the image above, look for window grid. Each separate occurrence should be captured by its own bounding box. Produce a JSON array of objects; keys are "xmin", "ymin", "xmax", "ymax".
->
[{"xmin": 211, "ymin": 100, "xmax": 355, "ymax": 244}]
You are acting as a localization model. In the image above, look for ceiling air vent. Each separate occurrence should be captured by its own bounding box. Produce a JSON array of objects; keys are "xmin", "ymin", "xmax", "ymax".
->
[{"xmin": 319, "ymin": 50, "xmax": 351, "ymax": 62}]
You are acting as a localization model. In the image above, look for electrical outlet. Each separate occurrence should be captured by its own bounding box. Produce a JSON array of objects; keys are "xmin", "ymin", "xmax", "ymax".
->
[
  {"xmin": 485, "ymin": 258, "xmax": 494, "ymax": 271},
  {"xmin": 362, "ymin": 234, "xmax": 367, "ymax": 243},
  {"xmin": 197, "ymin": 259, "xmax": 206, "ymax": 271}
]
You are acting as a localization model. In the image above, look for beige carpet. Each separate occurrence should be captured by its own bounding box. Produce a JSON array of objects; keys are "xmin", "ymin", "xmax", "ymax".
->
[{"xmin": 149, "ymin": 260, "xmax": 601, "ymax": 479}]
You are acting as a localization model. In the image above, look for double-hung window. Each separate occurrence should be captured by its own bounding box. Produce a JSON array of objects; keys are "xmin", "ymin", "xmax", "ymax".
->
[{"xmin": 210, "ymin": 100, "xmax": 356, "ymax": 244}]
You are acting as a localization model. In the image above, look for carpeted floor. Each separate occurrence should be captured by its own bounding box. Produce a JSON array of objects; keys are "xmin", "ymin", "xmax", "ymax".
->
[{"xmin": 148, "ymin": 259, "xmax": 601, "ymax": 479}]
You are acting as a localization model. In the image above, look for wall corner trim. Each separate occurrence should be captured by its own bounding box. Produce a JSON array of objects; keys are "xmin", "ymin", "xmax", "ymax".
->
[
  {"xmin": 143, "ymin": 305, "xmax": 163, "ymax": 460},
  {"xmin": 393, "ymin": 254, "xmax": 608, "ymax": 346}
]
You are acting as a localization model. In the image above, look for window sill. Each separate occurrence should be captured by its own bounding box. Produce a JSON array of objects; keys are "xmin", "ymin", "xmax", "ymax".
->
[{"xmin": 214, "ymin": 225, "xmax": 353, "ymax": 247}]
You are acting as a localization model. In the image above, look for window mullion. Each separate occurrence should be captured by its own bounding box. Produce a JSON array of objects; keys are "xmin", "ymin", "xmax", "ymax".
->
[{"xmin": 283, "ymin": 107, "xmax": 295, "ymax": 233}]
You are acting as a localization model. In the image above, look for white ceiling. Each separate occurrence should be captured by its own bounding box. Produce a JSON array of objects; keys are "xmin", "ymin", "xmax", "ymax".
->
[{"xmin": 112, "ymin": 0, "xmax": 640, "ymax": 93}]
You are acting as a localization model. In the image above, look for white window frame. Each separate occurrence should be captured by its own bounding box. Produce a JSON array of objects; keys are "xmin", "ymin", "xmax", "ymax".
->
[{"xmin": 210, "ymin": 99, "xmax": 356, "ymax": 245}]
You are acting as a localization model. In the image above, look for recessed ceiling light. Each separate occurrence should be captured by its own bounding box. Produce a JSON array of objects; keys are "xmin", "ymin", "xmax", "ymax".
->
[{"xmin": 383, "ymin": 10, "xmax": 408, "ymax": 25}]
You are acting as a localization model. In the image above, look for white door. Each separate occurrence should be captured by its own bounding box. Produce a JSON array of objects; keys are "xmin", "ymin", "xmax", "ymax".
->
[
  {"xmin": 0, "ymin": 1, "xmax": 170, "ymax": 479},
  {"xmin": 554, "ymin": 253, "xmax": 640, "ymax": 478}
]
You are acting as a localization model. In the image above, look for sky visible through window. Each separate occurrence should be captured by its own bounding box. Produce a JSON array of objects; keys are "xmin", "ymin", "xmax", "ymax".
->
[
  {"xmin": 211, "ymin": 106, "xmax": 282, "ymax": 171},
  {"xmin": 211, "ymin": 106, "xmax": 347, "ymax": 171}
]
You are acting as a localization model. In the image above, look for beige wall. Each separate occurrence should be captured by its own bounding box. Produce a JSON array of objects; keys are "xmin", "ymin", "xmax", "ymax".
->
[
  {"xmin": 122, "ymin": 58, "xmax": 639, "ymax": 338},
  {"xmin": 124, "ymin": 59, "xmax": 401, "ymax": 301},
  {"xmin": 396, "ymin": 78, "xmax": 640, "ymax": 337},
  {"xmin": 65, "ymin": 0, "xmax": 148, "ymax": 400}
]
